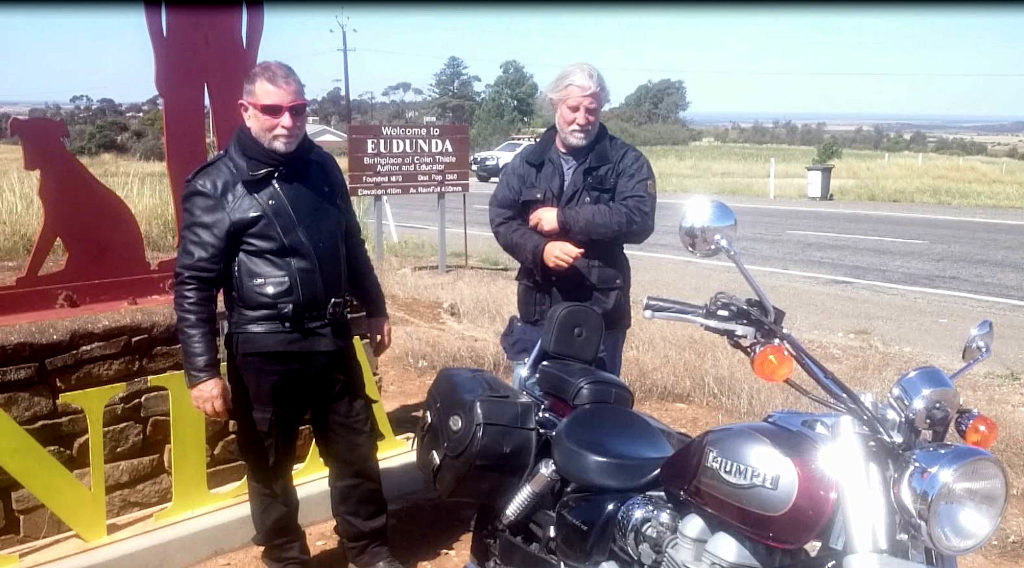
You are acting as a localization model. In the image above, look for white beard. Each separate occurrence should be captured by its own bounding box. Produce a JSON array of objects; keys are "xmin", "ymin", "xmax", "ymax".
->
[{"xmin": 557, "ymin": 125, "xmax": 597, "ymax": 149}]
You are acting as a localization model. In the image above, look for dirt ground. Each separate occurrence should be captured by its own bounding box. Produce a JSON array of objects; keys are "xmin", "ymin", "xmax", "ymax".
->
[{"xmin": 191, "ymin": 295, "xmax": 1023, "ymax": 568}]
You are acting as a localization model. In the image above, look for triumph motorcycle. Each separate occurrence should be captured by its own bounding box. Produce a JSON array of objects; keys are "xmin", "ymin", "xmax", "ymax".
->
[{"xmin": 415, "ymin": 197, "xmax": 1007, "ymax": 568}]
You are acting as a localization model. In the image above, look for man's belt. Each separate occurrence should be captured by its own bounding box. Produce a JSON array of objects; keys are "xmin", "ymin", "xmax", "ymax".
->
[{"xmin": 275, "ymin": 297, "xmax": 348, "ymax": 328}]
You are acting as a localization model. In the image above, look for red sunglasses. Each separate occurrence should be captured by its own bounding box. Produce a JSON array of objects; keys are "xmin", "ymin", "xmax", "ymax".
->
[{"xmin": 244, "ymin": 100, "xmax": 309, "ymax": 119}]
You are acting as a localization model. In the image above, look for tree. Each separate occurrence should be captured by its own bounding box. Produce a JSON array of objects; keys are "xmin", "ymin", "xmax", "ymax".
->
[
  {"xmin": 0, "ymin": 112, "xmax": 10, "ymax": 138},
  {"xmin": 908, "ymin": 130, "xmax": 928, "ymax": 151},
  {"xmin": 470, "ymin": 60, "xmax": 540, "ymax": 151},
  {"xmin": 381, "ymin": 81, "xmax": 424, "ymax": 122},
  {"xmin": 314, "ymin": 87, "xmax": 347, "ymax": 127},
  {"xmin": 615, "ymin": 79, "xmax": 689, "ymax": 125},
  {"xmin": 428, "ymin": 56, "xmax": 480, "ymax": 124},
  {"xmin": 812, "ymin": 137, "xmax": 843, "ymax": 165}
]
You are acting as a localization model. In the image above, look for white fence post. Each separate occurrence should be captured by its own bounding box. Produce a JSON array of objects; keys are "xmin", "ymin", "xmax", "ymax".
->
[
  {"xmin": 1003, "ymin": 162, "xmax": 1007, "ymax": 175},
  {"xmin": 918, "ymin": 153, "xmax": 923, "ymax": 166},
  {"xmin": 769, "ymin": 157, "xmax": 776, "ymax": 199},
  {"xmin": 885, "ymin": 153, "xmax": 889, "ymax": 165}
]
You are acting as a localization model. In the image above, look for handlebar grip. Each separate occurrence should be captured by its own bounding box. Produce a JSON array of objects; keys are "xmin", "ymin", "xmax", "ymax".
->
[{"xmin": 643, "ymin": 296, "xmax": 705, "ymax": 317}]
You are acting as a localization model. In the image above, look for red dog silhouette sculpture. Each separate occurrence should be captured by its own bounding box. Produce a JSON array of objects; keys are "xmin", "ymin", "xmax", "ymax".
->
[
  {"xmin": 8, "ymin": 117, "xmax": 150, "ymax": 287},
  {"xmin": 145, "ymin": 1, "xmax": 263, "ymax": 234}
]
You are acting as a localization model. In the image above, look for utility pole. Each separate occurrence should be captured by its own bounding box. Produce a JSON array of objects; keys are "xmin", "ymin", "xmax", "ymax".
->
[{"xmin": 333, "ymin": 14, "xmax": 355, "ymax": 126}]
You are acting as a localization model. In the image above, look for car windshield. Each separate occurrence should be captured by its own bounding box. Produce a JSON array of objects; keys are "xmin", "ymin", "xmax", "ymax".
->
[{"xmin": 495, "ymin": 142, "xmax": 524, "ymax": 152}]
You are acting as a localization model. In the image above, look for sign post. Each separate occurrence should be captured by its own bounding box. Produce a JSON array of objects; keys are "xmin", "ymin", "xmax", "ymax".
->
[
  {"xmin": 347, "ymin": 125, "xmax": 470, "ymax": 269},
  {"xmin": 374, "ymin": 195, "xmax": 383, "ymax": 262},
  {"xmin": 438, "ymin": 194, "xmax": 447, "ymax": 273}
]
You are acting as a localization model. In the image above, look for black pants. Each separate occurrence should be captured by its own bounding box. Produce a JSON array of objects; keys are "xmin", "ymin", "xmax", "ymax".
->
[{"xmin": 227, "ymin": 341, "xmax": 389, "ymax": 568}]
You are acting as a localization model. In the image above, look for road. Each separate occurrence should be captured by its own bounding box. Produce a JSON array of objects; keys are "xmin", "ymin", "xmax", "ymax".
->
[{"xmin": 366, "ymin": 180, "xmax": 1024, "ymax": 306}]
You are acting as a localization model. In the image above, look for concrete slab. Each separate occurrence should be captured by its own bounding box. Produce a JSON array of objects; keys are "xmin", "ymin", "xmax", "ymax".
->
[{"xmin": 13, "ymin": 448, "xmax": 426, "ymax": 568}]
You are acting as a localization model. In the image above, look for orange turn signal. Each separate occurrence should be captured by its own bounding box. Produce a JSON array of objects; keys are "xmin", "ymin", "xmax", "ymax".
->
[
  {"xmin": 957, "ymin": 412, "xmax": 999, "ymax": 450},
  {"xmin": 751, "ymin": 343, "xmax": 794, "ymax": 383}
]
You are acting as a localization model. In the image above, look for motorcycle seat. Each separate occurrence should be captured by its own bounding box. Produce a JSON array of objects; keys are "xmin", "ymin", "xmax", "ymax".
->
[
  {"xmin": 536, "ymin": 360, "xmax": 634, "ymax": 408},
  {"xmin": 552, "ymin": 404, "xmax": 674, "ymax": 491}
]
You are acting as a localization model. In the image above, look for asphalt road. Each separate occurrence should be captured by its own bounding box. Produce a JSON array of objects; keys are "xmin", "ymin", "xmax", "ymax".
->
[{"xmin": 366, "ymin": 180, "xmax": 1024, "ymax": 306}]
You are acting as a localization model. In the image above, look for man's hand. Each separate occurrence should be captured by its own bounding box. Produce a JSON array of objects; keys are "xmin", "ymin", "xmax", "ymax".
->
[
  {"xmin": 190, "ymin": 377, "xmax": 231, "ymax": 420},
  {"xmin": 529, "ymin": 207, "xmax": 560, "ymax": 236},
  {"xmin": 368, "ymin": 316, "xmax": 392, "ymax": 357},
  {"xmin": 543, "ymin": 241, "xmax": 584, "ymax": 270}
]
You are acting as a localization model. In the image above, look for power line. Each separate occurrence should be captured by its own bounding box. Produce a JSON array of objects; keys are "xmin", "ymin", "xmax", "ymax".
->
[{"xmin": 353, "ymin": 47, "xmax": 1024, "ymax": 78}]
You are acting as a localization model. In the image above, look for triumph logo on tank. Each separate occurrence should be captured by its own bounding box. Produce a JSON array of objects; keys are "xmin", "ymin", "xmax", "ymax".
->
[{"xmin": 704, "ymin": 448, "xmax": 781, "ymax": 490}]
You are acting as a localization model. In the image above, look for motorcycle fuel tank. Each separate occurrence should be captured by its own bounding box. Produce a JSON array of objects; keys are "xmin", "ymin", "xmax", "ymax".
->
[{"xmin": 661, "ymin": 421, "xmax": 837, "ymax": 549}]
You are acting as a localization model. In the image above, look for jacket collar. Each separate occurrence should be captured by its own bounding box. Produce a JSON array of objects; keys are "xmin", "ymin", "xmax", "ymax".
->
[{"xmin": 524, "ymin": 123, "xmax": 612, "ymax": 169}]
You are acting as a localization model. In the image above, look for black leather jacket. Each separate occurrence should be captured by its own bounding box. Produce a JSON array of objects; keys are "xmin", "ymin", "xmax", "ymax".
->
[
  {"xmin": 174, "ymin": 137, "xmax": 386, "ymax": 386},
  {"xmin": 489, "ymin": 124, "xmax": 656, "ymax": 330}
]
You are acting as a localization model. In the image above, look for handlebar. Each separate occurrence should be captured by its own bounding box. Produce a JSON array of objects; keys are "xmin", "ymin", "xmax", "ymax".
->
[
  {"xmin": 643, "ymin": 296, "xmax": 705, "ymax": 317},
  {"xmin": 642, "ymin": 295, "xmax": 757, "ymax": 340}
]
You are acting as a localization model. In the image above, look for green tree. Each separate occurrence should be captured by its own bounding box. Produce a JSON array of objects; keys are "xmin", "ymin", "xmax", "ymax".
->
[
  {"xmin": 812, "ymin": 137, "xmax": 843, "ymax": 164},
  {"xmin": 0, "ymin": 112, "xmax": 10, "ymax": 138},
  {"xmin": 908, "ymin": 130, "xmax": 928, "ymax": 151},
  {"xmin": 470, "ymin": 60, "xmax": 539, "ymax": 151},
  {"xmin": 313, "ymin": 87, "xmax": 347, "ymax": 128},
  {"xmin": 615, "ymin": 79, "xmax": 689, "ymax": 125},
  {"xmin": 381, "ymin": 81, "xmax": 424, "ymax": 122},
  {"xmin": 428, "ymin": 56, "xmax": 480, "ymax": 124}
]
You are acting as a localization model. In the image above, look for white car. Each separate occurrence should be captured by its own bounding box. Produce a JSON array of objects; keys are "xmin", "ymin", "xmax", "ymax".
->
[{"xmin": 470, "ymin": 139, "xmax": 535, "ymax": 182}]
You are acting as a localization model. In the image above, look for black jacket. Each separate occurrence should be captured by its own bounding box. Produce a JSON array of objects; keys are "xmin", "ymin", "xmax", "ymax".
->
[
  {"xmin": 174, "ymin": 136, "xmax": 386, "ymax": 386},
  {"xmin": 488, "ymin": 124, "xmax": 656, "ymax": 329}
]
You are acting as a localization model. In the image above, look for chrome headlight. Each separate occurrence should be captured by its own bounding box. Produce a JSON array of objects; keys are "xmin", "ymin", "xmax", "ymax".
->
[{"xmin": 896, "ymin": 444, "xmax": 1007, "ymax": 555}]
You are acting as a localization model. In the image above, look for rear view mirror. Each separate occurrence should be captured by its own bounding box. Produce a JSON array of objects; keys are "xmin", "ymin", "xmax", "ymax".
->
[
  {"xmin": 678, "ymin": 197, "xmax": 737, "ymax": 258},
  {"xmin": 962, "ymin": 320, "xmax": 994, "ymax": 363}
]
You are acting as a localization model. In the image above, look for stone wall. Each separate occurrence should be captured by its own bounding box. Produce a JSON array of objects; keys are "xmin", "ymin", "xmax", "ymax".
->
[{"xmin": 0, "ymin": 302, "xmax": 378, "ymax": 552}]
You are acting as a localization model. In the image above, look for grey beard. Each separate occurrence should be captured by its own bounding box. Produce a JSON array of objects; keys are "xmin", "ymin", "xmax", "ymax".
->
[
  {"xmin": 254, "ymin": 131, "xmax": 301, "ymax": 154},
  {"xmin": 558, "ymin": 127, "xmax": 596, "ymax": 149}
]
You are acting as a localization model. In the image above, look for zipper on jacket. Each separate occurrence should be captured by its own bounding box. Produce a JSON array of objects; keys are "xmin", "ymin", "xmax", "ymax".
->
[{"xmin": 272, "ymin": 172, "xmax": 326, "ymax": 311}]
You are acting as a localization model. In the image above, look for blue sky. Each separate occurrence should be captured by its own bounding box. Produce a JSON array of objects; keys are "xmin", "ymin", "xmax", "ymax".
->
[{"xmin": 2, "ymin": 4, "xmax": 1023, "ymax": 118}]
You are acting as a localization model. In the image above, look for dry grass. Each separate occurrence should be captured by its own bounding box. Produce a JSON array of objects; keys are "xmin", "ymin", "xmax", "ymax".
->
[
  {"xmin": 376, "ymin": 242, "xmax": 1024, "ymax": 488},
  {"xmin": 0, "ymin": 145, "xmax": 177, "ymax": 261},
  {"xmin": 644, "ymin": 143, "xmax": 1024, "ymax": 207}
]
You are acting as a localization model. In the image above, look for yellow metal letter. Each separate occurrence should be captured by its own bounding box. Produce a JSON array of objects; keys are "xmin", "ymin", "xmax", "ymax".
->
[
  {"xmin": 151, "ymin": 370, "xmax": 246, "ymax": 522},
  {"xmin": 0, "ymin": 382, "xmax": 125, "ymax": 546}
]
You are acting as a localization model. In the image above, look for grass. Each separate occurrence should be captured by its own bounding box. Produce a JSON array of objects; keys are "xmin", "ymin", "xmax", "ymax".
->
[{"xmin": 643, "ymin": 143, "xmax": 1024, "ymax": 207}]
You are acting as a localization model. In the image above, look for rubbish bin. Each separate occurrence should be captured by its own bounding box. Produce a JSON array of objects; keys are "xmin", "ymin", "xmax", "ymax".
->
[{"xmin": 805, "ymin": 164, "xmax": 834, "ymax": 200}]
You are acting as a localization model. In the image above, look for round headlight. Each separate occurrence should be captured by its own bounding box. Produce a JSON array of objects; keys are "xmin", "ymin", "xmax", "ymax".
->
[{"xmin": 897, "ymin": 444, "xmax": 1008, "ymax": 555}]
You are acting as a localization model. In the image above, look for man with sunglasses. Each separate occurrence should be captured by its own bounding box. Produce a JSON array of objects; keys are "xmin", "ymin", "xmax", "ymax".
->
[{"xmin": 174, "ymin": 61, "xmax": 403, "ymax": 568}]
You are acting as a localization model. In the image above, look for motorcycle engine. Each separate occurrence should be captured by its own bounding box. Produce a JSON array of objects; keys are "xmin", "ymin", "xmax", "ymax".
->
[
  {"xmin": 615, "ymin": 495, "xmax": 680, "ymax": 566},
  {"xmin": 616, "ymin": 499, "xmax": 806, "ymax": 568}
]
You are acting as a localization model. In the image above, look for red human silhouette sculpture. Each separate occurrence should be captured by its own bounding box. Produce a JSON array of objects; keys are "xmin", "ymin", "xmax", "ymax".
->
[
  {"xmin": 144, "ymin": 1, "xmax": 263, "ymax": 234},
  {"xmin": 8, "ymin": 117, "xmax": 150, "ymax": 287}
]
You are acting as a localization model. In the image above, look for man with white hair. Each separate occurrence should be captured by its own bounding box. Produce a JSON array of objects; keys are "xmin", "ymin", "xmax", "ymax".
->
[{"xmin": 489, "ymin": 62, "xmax": 657, "ymax": 376}]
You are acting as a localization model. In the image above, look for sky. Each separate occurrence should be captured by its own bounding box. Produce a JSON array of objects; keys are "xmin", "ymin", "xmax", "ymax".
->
[{"xmin": 2, "ymin": 3, "xmax": 1024, "ymax": 119}]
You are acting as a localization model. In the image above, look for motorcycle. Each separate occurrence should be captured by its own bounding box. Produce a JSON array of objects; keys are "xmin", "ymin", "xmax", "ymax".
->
[{"xmin": 415, "ymin": 197, "xmax": 1008, "ymax": 568}]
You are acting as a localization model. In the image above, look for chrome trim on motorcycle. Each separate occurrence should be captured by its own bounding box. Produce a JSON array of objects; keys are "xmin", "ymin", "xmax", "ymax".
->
[
  {"xmin": 842, "ymin": 552, "xmax": 930, "ymax": 568},
  {"xmin": 641, "ymin": 309, "xmax": 757, "ymax": 339},
  {"xmin": 615, "ymin": 494, "xmax": 680, "ymax": 565},
  {"xmin": 895, "ymin": 444, "xmax": 1007, "ymax": 555},
  {"xmin": 889, "ymin": 366, "xmax": 960, "ymax": 435},
  {"xmin": 501, "ymin": 458, "xmax": 560, "ymax": 526}
]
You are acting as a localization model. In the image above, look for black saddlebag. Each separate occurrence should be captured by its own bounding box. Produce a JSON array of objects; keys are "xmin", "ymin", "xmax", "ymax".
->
[{"xmin": 417, "ymin": 367, "xmax": 537, "ymax": 503}]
